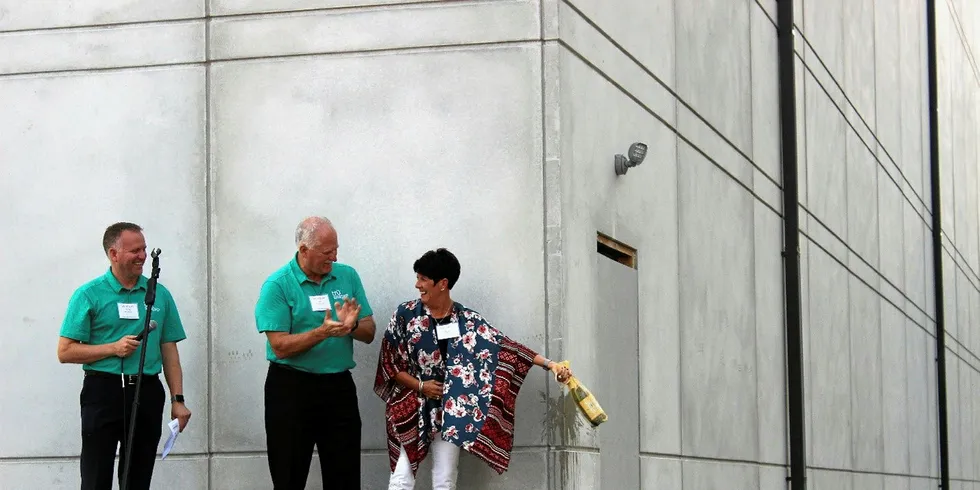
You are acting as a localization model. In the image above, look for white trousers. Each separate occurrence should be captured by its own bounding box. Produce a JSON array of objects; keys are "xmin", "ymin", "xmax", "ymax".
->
[{"xmin": 388, "ymin": 438, "xmax": 460, "ymax": 490}]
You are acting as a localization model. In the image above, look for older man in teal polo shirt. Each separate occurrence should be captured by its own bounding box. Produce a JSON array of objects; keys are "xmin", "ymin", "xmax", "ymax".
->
[
  {"xmin": 255, "ymin": 216, "xmax": 376, "ymax": 490},
  {"xmin": 57, "ymin": 222, "xmax": 192, "ymax": 490}
]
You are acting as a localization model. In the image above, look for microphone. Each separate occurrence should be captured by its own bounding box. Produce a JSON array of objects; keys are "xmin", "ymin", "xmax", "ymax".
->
[{"xmin": 135, "ymin": 320, "xmax": 157, "ymax": 341}]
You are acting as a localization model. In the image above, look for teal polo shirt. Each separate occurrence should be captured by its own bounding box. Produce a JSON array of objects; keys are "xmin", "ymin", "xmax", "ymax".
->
[
  {"xmin": 254, "ymin": 256, "xmax": 373, "ymax": 374},
  {"xmin": 60, "ymin": 268, "xmax": 187, "ymax": 375}
]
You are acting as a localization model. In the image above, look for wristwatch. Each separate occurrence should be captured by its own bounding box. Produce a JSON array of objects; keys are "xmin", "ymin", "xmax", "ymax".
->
[
  {"xmin": 171, "ymin": 394, "xmax": 185, "ymax": 403},
  {"xmin": 351, "ymin": 318, "xmax": 360, "ymax": 332}
]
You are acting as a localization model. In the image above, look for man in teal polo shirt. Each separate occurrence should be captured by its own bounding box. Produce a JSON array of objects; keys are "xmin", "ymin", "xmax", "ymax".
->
[
  {"xmin": 57, "ymin": 222, "xmax": 192, "ymax": 490},
  {"xmin": 255, "ymin": 216, "xmax": 376, "ymax": 490}
]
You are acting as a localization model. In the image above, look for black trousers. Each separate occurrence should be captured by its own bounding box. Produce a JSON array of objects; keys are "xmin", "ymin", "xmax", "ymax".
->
[
  {"xmin": 264, "ymin": 362, "xmax": 362, "ymax": 490},
  {"xmin": 79, "ymin": 371, "xmax": 165, "ymax": 490}
]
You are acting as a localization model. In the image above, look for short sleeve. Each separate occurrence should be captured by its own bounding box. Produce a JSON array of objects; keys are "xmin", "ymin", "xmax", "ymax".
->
[
  {"xmin": 255, "ymin": 280, "xmax": 292, "ymax": 333},
  {"xmin": 59, "ymin": 289, "xmax": 93, "ymax": 342},
  {"xmin": 160, "ymin": 288, "xmax": 187, "ymax": 344},
  {"xmin": 349, "ymin": 269, "xmax": 373, "ymax": 318}
]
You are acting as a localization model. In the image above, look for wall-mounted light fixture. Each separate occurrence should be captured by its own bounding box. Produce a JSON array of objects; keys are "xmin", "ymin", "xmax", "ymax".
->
[{"xmin": 614, "ymin": 142, "xmax": 648, "ymax": 176}]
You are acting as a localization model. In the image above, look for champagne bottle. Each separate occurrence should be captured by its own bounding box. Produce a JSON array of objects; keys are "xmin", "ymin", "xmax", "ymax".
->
[{"xmin": 557, "ymin": 361, "xmax": 608, "ymax": 426}]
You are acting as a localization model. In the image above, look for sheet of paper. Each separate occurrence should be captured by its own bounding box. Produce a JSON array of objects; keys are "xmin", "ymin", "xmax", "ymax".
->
[{"xmin": 161, "ymin": 419, "xmax": 180, "ymax": 460}]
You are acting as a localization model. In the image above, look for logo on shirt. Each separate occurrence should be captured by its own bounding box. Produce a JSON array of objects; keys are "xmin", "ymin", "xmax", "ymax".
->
[{"xmin": 331, "ymin": 290, "xmax": 347, "ymax": 300}]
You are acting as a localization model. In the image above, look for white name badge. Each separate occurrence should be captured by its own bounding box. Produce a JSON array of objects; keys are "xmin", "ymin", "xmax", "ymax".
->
[
  {"xmin": 309, "ymin": 295, "xmax": 332, "ymax": 312},
  {"xmin": 118, "ymin": 303, "xmax": 140, "ymax": 320},
  {"xmin": 436, "ymin": 322, "xmax": 461, "ymax": 340}
]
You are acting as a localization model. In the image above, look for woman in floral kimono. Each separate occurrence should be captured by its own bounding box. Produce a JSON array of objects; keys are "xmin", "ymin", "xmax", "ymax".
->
[{"xmin": 374, "ymin": 248, "xmax": 571, "ymax": 490}]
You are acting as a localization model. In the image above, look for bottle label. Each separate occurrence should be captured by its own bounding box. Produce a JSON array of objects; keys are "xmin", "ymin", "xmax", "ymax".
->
[{"xmin": 580, "ymin": 397, "xmax": 602, "ymax": 416}]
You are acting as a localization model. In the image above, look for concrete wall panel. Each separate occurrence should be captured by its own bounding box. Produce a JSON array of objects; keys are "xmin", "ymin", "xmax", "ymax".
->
[
  {"xmin": 853, "ymin": 473, "xmax": 884, "ymax": 490},
  {"xmin": 0, "ymin": 67, "xmax": 208, "ymax": 458},
  {"xmin": 899, "ymin": 0, "xmax": 926, "ymax": 199},
  {"xmin": 937, "ymin": 6, "xmax": 956, "ymax": 240},
  {"xmin": 801, "ymin": 239, "xmax": 814, "ymax": 458},
  {"xmin": 564, "ymin": 0, "xmax": 674, "ymax": 88},
  {"xmin": 760, "ymin": 466, "xmax": 787, "ymax": 490},
  {"xmin": 750, "ymin": 4, "xmax": 781, "ymax": 182},
  {"xmin": 846, "ymin": 129, "xmax": 879, "ymax": 267},
  {"xmin": 640, "ymin": 456, "xmax": 681, "ymax": 490},
  {"xmin": 849, "ymin": 278, "xmax": 883, "ymax": 472},
  {"xmin": 681, "ymin": 460, "xmax": 760, "ymax": 490},
  {"xmin": 874, "ymin": 0, "xmax": 902, "ymax": 171},
  {"xmin": 810, "ymin": 469, "xmax": 852, "ymax": 490},
  {"xmin": 678, "ymin": 144, "xmax": 758, "ymax": 461},
  {"xmin": 0, "ymin": 21, "xmax": 204, "ymax": 75},
  {"xmin": 925, "ymin": 244, "xmax": 936, "ymax": 321},
  {"xmin": 805, "ymin": 77, "xmax": 847, "ymax": 238},
  {"xmin": 906, "ymin": 322, "xmax": 932, "ymax": 476},
  {"xmin": 950, "ymin": 51, "xmax": 968, "ymax": 265},
  {"xmin": 550, "ymin": 450, "xmax": 599, "ymax": 490},
  {"xmin": 552, "ymin": 43, "xmax": 679, "ymax": 453},
  {"xmin": 806, "ymin": 245, "xmax": 852, "ymax": 468},
  {"xmin": 803, "ymin": 0, "xmax": 843, "ymax": 81},
  {"xmin": 944, "ymin": 255, "xmax": 960, "ymax": 340},
  {"xmin": 904, "ymin": 203, "xmax": 928, "ymax": 311},
  {"xmin": 885, "ymin": 475, "xmax": 912, "ymax": 490},
  {"xmin": 882, "ymin": 301, "xmax": 910, "ymax": 474},
  {"xmin": 947, "ymin": 356, "xmax": 961, "ymax": 478},
  {"xmin": 878, "ymin": 165, "xmax": 907, "ymax": 292},
  {"xmin": 675, "ymin": 0, "xmax": 752, "ymax": 154},
  {"xmin": 0, "ymin": 0, "xmax": 203, "ymax": 31},
  {"xmin": 974, "ymin": 287, "xmax": 980, "ymax": 356},
  {"xmin": 555, "ymin": 1, "xmax": 676, "ymax": 124},
  {"xmin": 210, "ymin": 0, "xmax": 442, "ymax": 16},
  {"xmin": 755, "ymin": 203, "xmax": 786, "ymax": 465},
  {"xmin": 960, "ymin": 361, "xmax": 976, "ymax": 481},
  {"xmin": 210, "ymin": 0, "xmax": 539, "ymax": 61},
  {"xmin": 963, "ymin": 90, "xmax": 980, "ymax": 275},
  {"xmin": 957, "ymin": 271, "xmax": 972, "ymax": 356},
  {"xmin": 0, "ymin": 458, "xmax": 208, "ymax": 489},
  {"xmin": 927, "ymin": 336, "xmax": 939, "ymax": 478},
  {"xmin": 974, "ymin": 369, "xmax": 980, "ymax": 482},
  {"xmin": 842, "ymin": 0, "xmax": 876, "ymax": 128},
  {"xmin": 208, "ymin": 45, "xmax": 546, "ymax": 452},
  {"xmin": 796, "ymin": 58, "xmax": 808, "ymax": 206},
  {"xmin": 210, "ymin": 450, "xmax": 547, "ymax": 489}
]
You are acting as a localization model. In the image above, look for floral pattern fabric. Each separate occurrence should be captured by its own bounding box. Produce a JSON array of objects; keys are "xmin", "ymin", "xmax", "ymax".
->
[{"xmin": 373, "ymin": 299, "xmax": 537, "ymax": 475}]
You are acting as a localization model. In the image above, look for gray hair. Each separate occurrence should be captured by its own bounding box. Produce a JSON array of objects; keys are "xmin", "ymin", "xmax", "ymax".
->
[{"xmin": 295, "ymin": 216, "xmax": 333, "ymax": 248}]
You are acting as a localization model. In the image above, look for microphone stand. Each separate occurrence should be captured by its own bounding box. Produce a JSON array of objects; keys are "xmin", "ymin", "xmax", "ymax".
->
[{"xmin": 120, "ymin": 248, "xmax": 161, "ymax": 490}]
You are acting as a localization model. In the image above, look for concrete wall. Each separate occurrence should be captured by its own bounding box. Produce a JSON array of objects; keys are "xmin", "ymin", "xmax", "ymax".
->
[
  {"xmin": 0, "ymin": 1, "xmax": 551, "ymax": 488},
  {"xmin": 544, "ymin": 0, "xmax": 786, "ymax": 488},
  {"xmin": 1, "ymin": 0, "xmax": 978, "ymax": 489},
  {"xmin": 545, "ymin": 0, "xmax": 972, "ymax": 489},
  {"xmin": 795, "ymin": 0, "xmax": 939, "ymax": 488},
  {"xmin": 936, "ymin": 1, "xmax": 980, "ymax": 490}
]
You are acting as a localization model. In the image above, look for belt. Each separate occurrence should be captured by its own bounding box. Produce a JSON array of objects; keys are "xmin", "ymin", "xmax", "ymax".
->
[
  {"xmin": 84, "ymin": 370, "xmax": 158, "ymax": 385},
  {"xmin": 269, "ymin": 361, "xmax": 350, "ymax": 378}
]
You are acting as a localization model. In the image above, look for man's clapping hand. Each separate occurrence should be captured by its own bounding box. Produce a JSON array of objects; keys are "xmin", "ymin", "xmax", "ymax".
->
[{"xmin": 317, "ymin": 297, "xmax": 362, "ymax": 337}]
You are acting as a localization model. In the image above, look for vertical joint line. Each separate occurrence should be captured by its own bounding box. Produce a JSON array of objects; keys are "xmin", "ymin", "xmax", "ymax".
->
[{"xmin": 203, "ymin": 2, "xmax": 214, "ymax": 488}]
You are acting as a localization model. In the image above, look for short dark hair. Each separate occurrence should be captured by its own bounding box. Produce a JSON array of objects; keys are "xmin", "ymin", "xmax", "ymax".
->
[
  {"xmin": 103, "ymin": 222, "xmax": 143, "ymax": 254},
  {"xmin": 413, "ymin": 248, "xmax": 461, "ymax": 289}
]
